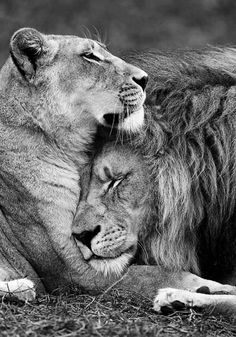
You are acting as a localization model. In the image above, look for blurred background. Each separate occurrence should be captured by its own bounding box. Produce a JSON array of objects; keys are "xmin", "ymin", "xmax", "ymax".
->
[{"xmin": 1, "ymin": 0, "xmax": 236, "ymax": 66}]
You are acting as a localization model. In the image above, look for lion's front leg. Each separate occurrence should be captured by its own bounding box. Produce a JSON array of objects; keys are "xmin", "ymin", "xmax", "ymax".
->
[
  {"xmin": 116, "ymin": 266, "xmax": 236, "ymax": 302},
  {"xmin": 153, "ymin": 288, "xmax": 236, "ymax": 315},
  {"xmin": 174, "ymin": 271, "xmax": 236, "ymax": 295},
  {"xmin": 114, "ymin": 266, "xmax": 200, "ymax": 299}
]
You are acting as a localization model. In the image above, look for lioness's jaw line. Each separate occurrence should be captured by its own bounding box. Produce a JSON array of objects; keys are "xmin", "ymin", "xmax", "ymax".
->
[
  {"xmin": 118, "ymin": 106, "xmax": 145, "ymax": 132},
  {"xmin": 96, "ymin": 108, "xmax": 145, "ymax": 132}
]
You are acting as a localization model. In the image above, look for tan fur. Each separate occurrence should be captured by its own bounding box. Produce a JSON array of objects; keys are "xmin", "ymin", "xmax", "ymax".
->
[{"xmin": 0, "ymin": 28, "xmax": 147, "ymax": 298}]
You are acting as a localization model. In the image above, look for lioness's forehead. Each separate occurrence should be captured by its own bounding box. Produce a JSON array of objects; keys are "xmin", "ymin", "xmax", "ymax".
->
[{"xmin": 47, "ymin": 34, "xmax": 105, "ymax": 53}]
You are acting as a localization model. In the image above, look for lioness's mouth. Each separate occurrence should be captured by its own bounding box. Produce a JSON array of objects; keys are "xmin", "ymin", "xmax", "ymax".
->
[
  {"xmin": 103, "ymin": 113, "xmax": 120, "ymax": 126},
  {"xmin": 102, "ymin": 86, "xmax": 146, "ymax": 130},
  {"xmin": 103, "ymin": 106, "xmax": 145, "ymax": 131}
]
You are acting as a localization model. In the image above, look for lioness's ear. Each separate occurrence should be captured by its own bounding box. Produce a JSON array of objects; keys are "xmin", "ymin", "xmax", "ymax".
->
[{"xmin": 10, "ymin": 28, "xmax": 47, "ymax": 81}]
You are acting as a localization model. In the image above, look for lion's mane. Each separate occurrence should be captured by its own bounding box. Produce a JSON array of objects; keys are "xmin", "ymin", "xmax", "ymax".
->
[{"xmin": 131, "ymin": 48, "xmax": 236, "ymax": 281}]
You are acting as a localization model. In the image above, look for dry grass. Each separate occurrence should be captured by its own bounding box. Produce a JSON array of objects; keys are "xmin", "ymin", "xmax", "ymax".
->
[{"xmin": 0, "ymin": 289, "xmax": 235, "ymax": 337}]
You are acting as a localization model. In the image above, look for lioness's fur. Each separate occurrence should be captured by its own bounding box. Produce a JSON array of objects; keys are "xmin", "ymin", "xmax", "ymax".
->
[
  {"xmin": 0, "ymin": 28, "xmax": 147, "ymax": 299},
  {"xmin": 75, "ymin": 48, "xmax": 236, "ymax": 314}
]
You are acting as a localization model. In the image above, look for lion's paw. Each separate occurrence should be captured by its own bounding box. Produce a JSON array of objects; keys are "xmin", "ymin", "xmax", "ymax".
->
[
  {"xmin": 153, "ymin": 288, "xmax": 206, "ymax": 313},
  {"xmin": 0, "ymin": 278, "xmax": 36, "ymax": 302}
]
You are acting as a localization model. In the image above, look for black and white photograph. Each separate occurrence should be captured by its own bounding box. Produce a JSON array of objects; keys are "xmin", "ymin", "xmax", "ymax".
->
[{"xmin": 0, "ymin": 1, "xmax": 236, "ymax": 336}]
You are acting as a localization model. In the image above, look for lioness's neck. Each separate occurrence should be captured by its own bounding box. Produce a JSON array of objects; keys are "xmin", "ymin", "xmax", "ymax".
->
[{"xmin": 0, "ymin": 58, "xmax": 98, "ymax": 281}]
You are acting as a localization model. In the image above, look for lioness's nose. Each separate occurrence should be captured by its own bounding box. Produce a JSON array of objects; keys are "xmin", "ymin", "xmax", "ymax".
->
[
  {"xmin": 132, "ymin": 75, "xmax": 148, "ymax": 91},
  {"xmin": 73, "ymin": 225, "xmax": 101, "ymax": 249}
]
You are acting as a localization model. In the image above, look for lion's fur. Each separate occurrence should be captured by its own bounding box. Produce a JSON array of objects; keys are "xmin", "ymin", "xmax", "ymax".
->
[
  {"xmin": 129, "ymin": 48, "xmax": 236, "ymax": 282},
  {"xmin": 71, "ymin": 48, "xmax": 236, "ymax": 315},
  {"xmin": 81, "ymin": 47, "xmax": 236, "ymax": 287},
  {"xmin": 74, "ymin": 143, "xmax": 150, "ymax": 276}
]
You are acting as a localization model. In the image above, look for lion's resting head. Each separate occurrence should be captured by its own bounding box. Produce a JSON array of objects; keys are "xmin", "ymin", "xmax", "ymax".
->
[
  {"xmin": 0, "ymin": 28, "xmax": 148, "ymax": 292},
  {"xmin": 73, "ymin": 143, "xmax": 150, "ymax": 276},
  {"xmin": 75, "ymin": 48, "xmax": 236, "ymax": 286}
]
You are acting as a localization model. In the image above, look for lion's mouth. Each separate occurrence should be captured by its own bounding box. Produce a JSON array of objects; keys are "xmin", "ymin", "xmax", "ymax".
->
[
  {"xmin": 73, "ymin": 235, "xmax": 134, "ymax": 260},
  {"xmin": 87, "ymin": 246, "xmax": 135, "ymax": 261},
  {"xmin": 73, "ymin": 236, "xmax": 135, "ymax": 276}
]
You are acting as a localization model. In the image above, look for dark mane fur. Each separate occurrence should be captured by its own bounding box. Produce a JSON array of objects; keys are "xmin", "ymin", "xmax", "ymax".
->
[{"xmin": 130, "ymin": 48, "xmax": 236, "ymax": 281}]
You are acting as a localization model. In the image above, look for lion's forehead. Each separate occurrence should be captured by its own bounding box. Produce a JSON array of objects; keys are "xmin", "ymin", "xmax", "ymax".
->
[{"xmin": 94, "ymin": 147, "xmax": 146, "ymax": 185}]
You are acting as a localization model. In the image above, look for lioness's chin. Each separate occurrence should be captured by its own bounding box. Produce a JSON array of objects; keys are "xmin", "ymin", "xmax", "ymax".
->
[
  {"xmin": 118, "ymin": 106, "xmax": 145, "ymax": 132},
  {"xmin": 89, "ymin": 251, "xmax": 133, "ymax": 276},
  {"xmin": 100, "ymin": 106, "xmax": 145, "ymax": 132}
]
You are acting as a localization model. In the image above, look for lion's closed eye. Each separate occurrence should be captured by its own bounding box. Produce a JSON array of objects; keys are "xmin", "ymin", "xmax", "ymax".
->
[
  {"xmin": 102, "ymin": 166, "xmax": 128, "ymax": 191},
  {"xmin": 107, "ymin": 178, "xmax": 123, "ymax": 190}
]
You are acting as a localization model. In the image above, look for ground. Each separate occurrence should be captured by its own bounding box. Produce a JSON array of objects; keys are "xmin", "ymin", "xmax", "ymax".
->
[{"xmin": 0, "ymin": 289, "xmax": 235, "ymax": 337}]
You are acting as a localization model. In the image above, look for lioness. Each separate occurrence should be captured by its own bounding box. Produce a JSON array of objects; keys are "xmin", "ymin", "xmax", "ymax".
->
[
  {"xmin": 74, "ymin": 48, "xmax": 236, "ymax": 315},
  {"xmin": 0, "ymin": 28, "xmax": 147, "ymax": 300}
]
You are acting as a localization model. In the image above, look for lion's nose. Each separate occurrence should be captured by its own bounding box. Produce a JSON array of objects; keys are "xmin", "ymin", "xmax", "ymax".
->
[
  {"xmin": 132, "ymin": 75, "xmax": 148, "ymax": 91},
  {"xmin": 73, "ymin": 225, "xmax": 101, "ymax": 249}
]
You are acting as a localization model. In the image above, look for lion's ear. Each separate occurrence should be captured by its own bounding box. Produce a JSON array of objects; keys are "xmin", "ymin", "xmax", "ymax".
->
[{"xmin": 10, "ymin": 28, "xmax": 47, "ymax": 81}]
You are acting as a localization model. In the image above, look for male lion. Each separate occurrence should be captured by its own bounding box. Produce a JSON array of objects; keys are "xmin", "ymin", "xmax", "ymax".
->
[
  {"xmin": 74, "ymin": 48, "xmax": 236, "ymax": 315},
  {"xmin": 0, "ymin": 28, "xmax": 148, "ymax": 300}
]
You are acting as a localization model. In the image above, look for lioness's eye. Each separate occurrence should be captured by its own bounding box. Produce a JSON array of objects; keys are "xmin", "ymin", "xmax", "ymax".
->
[{"xmin": 82, "ymin": 52, "xmax": 102, "ymax": 63}]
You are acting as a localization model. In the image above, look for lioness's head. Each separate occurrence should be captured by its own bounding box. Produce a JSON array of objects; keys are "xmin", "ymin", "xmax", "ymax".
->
[
  {"xmin": 73, "ymin": 143, "xmax": 150, "ymax": 276},
  {"xmin": 2, "ymin": 28, "xmax": 147, "ymax": 140}
]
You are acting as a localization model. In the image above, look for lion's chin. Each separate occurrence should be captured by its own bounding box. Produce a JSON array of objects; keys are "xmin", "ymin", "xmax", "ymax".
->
[
  {"xmin": 88, "ymin": 251, "xmax": 134, "ymax": 277},
  {"xmin": 74, "ymin": 234, "xmax": 136, "ymax": 277},
  {"xmin": 75, "ymin": 239, "xmax": 134, "ymax": 277}
]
